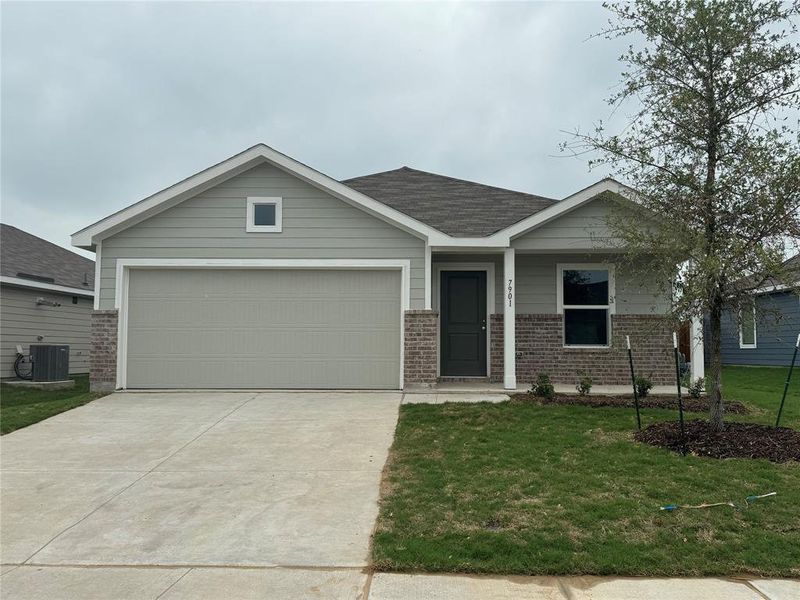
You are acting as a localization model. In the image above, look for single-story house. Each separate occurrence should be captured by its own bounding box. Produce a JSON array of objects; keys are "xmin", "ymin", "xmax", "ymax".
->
[
  {"xmin": 71, "ymin": 143, "xmax": 704, "ymax": 392},
  {"xmin": 709, "ymin": 255, "xmax": 799, "ymax": 367},
  {"xmin": 1, "ymin": 224, "xmax": 95, "ymax": 378}
]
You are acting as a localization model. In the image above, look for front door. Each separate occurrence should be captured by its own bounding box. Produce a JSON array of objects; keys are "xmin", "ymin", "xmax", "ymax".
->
[{"xmin": 440, "ymin": 271, "xmax": 487, "ymax": 376}]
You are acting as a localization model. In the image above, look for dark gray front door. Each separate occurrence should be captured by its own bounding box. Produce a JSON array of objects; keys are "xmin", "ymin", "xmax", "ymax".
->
[{"xmin": 440, "ymin": 271, "xmax": 487, "ymax": 376}]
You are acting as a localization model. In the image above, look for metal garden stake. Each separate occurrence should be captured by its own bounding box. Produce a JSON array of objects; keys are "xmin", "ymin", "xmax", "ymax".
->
[
  {"xmin": 673, "ymin": 332, "xmax": 687, "ymax": 456},
  {"xmin": 776, "ymin": 333, "xmax": 800, "ymax": 428},
  {"xmin": 626, "ymin": 335, "xmax": 642, "ymax": 430}
]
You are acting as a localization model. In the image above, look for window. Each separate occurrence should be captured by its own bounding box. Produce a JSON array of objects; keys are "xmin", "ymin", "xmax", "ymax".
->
[
  {"xmin": 739, "ymin": 305, "xmax": 757, "ymax": 349},
  {"xmin": 246, "ymin": 197, "xmax": 282, "ymax": 232},
  {"xmin": 558, "ymin": 265, "xmax": 614, "ymax": 347}
]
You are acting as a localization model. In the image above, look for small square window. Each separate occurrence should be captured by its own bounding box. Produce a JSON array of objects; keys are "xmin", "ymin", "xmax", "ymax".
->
[
  {"xmin": 253, "ymin": 203, "xmax": 276, "ymax": 226},
  {"xmin": 246, "ymin": 197, "xmax": 282, "ymax": 232}
]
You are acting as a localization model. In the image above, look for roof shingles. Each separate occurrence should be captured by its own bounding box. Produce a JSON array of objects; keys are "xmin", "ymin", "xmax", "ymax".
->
[
  {"xmin": 343, "ymin": 167, "xmax": 555, "ymax": 237},
  {"xmin": 1, "ymin": 224, "xmax": 94, "ymax": 290}
]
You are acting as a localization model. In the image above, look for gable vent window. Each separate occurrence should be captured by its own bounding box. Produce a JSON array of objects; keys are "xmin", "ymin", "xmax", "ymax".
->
[
  {"xmin": 16, "ymin": 272, "xmax": 55, "ymax": 284},
  {"xmin": 557, "ymin": 264, "xmax": 615, "ymax": 347},
  {"xmin": 246, "ymin": 197, "xmax": 282, "ymax": 233}
]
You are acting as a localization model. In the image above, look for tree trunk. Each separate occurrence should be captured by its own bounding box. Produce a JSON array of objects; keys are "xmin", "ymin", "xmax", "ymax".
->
[{"xmin": 708, "ymin": 298, "xmax": 724, "ymax": 432}]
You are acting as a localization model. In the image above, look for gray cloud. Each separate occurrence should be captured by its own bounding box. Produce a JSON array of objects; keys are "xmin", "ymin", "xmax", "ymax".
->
[{"xmin": 2, "ymin": 1, "xmax": 629, "ymax": 257}]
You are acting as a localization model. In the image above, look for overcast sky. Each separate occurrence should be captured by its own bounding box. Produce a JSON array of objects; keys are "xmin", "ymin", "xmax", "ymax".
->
[{"xmin": 2, "ymin": 1, "xmax": 632, "ymax": 257}]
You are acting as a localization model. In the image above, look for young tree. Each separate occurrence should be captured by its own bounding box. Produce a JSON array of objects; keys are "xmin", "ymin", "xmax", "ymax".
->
[{"xmin": 567, "ymin": 0, "xmax": 800, "ymax": 431}]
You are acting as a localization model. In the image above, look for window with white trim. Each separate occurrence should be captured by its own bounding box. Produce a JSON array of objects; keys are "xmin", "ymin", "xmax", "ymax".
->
[
  {"xmin": 558, "ymin": 265, "xmax": 614, "ymax": 347},
  {"xmin": 739, "ymin": 305, "xmax": 757, "ymax": 349},
  {"xmin": 246, "ymin": 197, "xmax": 282, "ymax": 232}
]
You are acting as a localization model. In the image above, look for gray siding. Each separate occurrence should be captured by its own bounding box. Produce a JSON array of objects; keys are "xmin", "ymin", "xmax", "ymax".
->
[
  {"xmin": 0, "ymin": 285, "xmax": 92, "ymax": 377},
  {"xmin": 432, "ymin": 253, "xmax": 669, "ymax": 315},
  {"xmin": 714, "ymin": 291, "xmax": 800, "ymax": 366},
  {"xmin": 98, "ymin": 163, "xmax": 426, "ymax": 310},
  {"xmin": 512, "ymin": 197, "xmax": 624, "ymax": 251}
]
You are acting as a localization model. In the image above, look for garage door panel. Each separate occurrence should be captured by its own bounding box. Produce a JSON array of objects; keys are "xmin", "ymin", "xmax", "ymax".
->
[
  {"xmin": 129, "ymin": 269, "xmax": 397, "ymax": 298},
  {"xmin": 129, "ymin": 299, "xmax": 399, "ymax": 328},
  {"xmin": 127, "ymin": 357, "xmax": 398, "ymax": 389},
  {"xmin": 127, "ymin": 327, "xmax": 399, "ymax": 358},
  {"xmin": 125, "ymin": 269, "xmax": 401, "ymax": 389}
]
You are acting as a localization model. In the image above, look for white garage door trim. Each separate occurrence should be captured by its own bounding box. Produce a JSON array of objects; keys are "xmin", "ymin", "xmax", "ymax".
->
[{"xmin": 114, "ymin": 258, "xmax": 411, "ymax": 390}]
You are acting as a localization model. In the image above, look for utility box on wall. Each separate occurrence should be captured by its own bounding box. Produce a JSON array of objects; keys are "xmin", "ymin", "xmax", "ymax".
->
[{"xmin": 31, "ymin": 345, "xmax": 70, "ymax": 381}]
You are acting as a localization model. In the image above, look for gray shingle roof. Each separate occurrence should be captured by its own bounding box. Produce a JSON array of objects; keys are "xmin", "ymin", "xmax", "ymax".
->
[
  {"xmin": 343, "ymin": 167, "xmax": 556, "ymax": 237},
  {"xmin": 1, "ymin": 224, "xmax": 94, "ymax": 290}
]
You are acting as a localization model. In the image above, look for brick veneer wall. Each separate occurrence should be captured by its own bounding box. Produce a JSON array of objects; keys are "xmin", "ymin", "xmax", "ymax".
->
[
  {"xmin": 90, "ymin": 309, "xmax": 118, "ymax": 392},
  {"xmin": 404, "ymin": 310, "xmax": 439, "ymax": 386},
  {"xmin": 490, "ymin": 313, "xmax": 674, "ymax": 386}
]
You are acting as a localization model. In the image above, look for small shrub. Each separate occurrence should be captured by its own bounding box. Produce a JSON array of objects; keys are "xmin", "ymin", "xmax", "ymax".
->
[
  {"xmin": 635, "ymin": 376, "xmax": 653, "ymax": 398},
  {"xmin": 576, "ymin": 376, "xmax": 593, "ymax": 396},
  {"xmin": 688, "ymin": 378, "xmax": 705, "ymax": 399},
  {"xmin": 531, "ymin": 373, "xmax": 555, "ymax": 399},
  {"xmin": 680, "ymin": 371, "xmax": 692, "ymax": 388}
]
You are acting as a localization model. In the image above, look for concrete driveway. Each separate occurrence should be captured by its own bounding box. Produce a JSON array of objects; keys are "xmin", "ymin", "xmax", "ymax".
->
[{"xmin": 0, "ymin": 391, "xmax": 400, "ymax": 598}]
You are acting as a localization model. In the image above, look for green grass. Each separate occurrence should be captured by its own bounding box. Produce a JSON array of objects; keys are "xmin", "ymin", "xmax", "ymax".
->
[
  {"xmin": 0, "ymin": 375, "xmax": 108, "ymax": 434},
  {"xmin": 718, "ymin": 365, "xmax": 800, "ymax": 428},
  {"xmin": 374, "ymin": 366, "xmax": 800, "ymax": 577}
]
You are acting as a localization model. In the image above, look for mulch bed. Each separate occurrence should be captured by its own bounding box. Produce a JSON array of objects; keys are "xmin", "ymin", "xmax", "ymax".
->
[
  {"xmin": 510, "ymin": 393, "xmax": 749, "ymax": 414},
  {"xmin": 634, "ymin": 420, "xmax": 800, "ymax": 462}
]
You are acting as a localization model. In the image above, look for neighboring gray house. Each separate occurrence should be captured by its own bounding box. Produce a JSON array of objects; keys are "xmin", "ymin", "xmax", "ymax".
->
[
  {"xmin": 72, "ymin": 143, "xmax": 701, "ymax": 392},
  {"xmin": 711, "ymin": 256, "xmax": 800, "ymax": 367},
  {"xmin": 1, "ymin": 224, "xmax": 95, "ymax": 377}
]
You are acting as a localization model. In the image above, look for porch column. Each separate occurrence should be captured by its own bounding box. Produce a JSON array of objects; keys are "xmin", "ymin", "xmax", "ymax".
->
[
  {"xmin": 503, "ymin": 247, "xmax": 516, "ymax": 390},
  {"xmin": 423, "ymin": 242, "xmax": 432, "ymax": 310},
  {"xmin": 690, "ymin": 314, "xmax": 705, "ymax": 383}
]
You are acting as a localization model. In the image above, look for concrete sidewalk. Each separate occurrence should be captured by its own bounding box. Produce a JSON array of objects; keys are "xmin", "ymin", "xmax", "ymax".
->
[{"xmin": 0, "ymin": 567, "xmax": 796, "ymax": 599}]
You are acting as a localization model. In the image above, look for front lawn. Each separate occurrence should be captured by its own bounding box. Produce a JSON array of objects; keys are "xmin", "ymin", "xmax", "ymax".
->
[
  {"xmin": 374, "ymin": 366, "xmax": 800, "ymax": 577},
  {"xmin": 0, "ymin": 375, "xmax": 108, "ymax": 434}
]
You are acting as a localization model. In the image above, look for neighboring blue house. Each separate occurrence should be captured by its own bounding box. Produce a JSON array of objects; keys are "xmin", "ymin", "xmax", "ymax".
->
[{"xmin": 707, "ymin": 256, "xmax": 799, "ymax": 367}]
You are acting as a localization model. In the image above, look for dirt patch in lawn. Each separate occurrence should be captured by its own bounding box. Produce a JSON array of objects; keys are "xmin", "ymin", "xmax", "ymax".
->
[
  {"xmin": 510, "ymin": 393, "xmax": 749, "ymax": 414},
  {"xmin": 634, "ymin": 419, "xmax": 800, "ymax": 462}
]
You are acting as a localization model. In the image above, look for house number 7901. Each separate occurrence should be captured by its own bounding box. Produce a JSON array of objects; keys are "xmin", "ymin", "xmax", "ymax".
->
[{"xmin": 507, "ymin": 279, "xmax": 513, "ymax": 307}]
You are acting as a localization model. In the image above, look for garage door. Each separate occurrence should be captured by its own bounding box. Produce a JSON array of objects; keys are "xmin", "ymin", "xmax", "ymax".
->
[{"xmin": 124, "ymin": 269, "xmax": 402, "ymax": 389}]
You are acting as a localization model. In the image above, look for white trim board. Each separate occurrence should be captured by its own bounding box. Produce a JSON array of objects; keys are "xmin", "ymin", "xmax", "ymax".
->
[
  {"xmin": 0, "ymin": 275, "xmax": 94, "ymax": 298},
  {"xmin": 749, "ymin": 281, "xmax": 800, "ymax": 295},
  {"xmin": 503, "ymin": 248, "xmax": 516, "ymax": 390},
  {"xmin": 93, "ymin": 241, "xmax": 102, "ymax": 309},
  {"xmin": 113, "ymin": 258, "xmax": 411, "ymax": 390},
  {"xmin": 433, "ymin": 262, "xmax": 496, "ymax": 379}
]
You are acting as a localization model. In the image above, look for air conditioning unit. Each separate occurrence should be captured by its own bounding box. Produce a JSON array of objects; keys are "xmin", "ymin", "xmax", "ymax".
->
[{"xmin": 30, "ymin": 345, "xmax": 70, "ymax": 382}]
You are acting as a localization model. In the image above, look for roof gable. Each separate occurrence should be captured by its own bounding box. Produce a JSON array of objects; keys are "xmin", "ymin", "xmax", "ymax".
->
[
  {"xmin": 501, "ymin": 179, "xmax": 635, "ymax": 241},
  {"xmin": 71, "ymin": 144, "xmax": 442, "ymax": 249},
  {"xmin": 343, "ymin": 167, "xmax": 555, "ymax": 237}
]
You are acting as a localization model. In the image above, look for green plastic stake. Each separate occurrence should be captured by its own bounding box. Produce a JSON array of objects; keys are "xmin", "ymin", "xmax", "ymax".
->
[
  {"xmin": 627, "ymin": 335, "xmax": 642, "ymax": 430},
  {"xmin": 673, "ymin": 332, "xmax": 687, "ymax": 456},
  {"xmin": 776, "ymin": 333, "xmax": 800, "ymax": 428}
]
